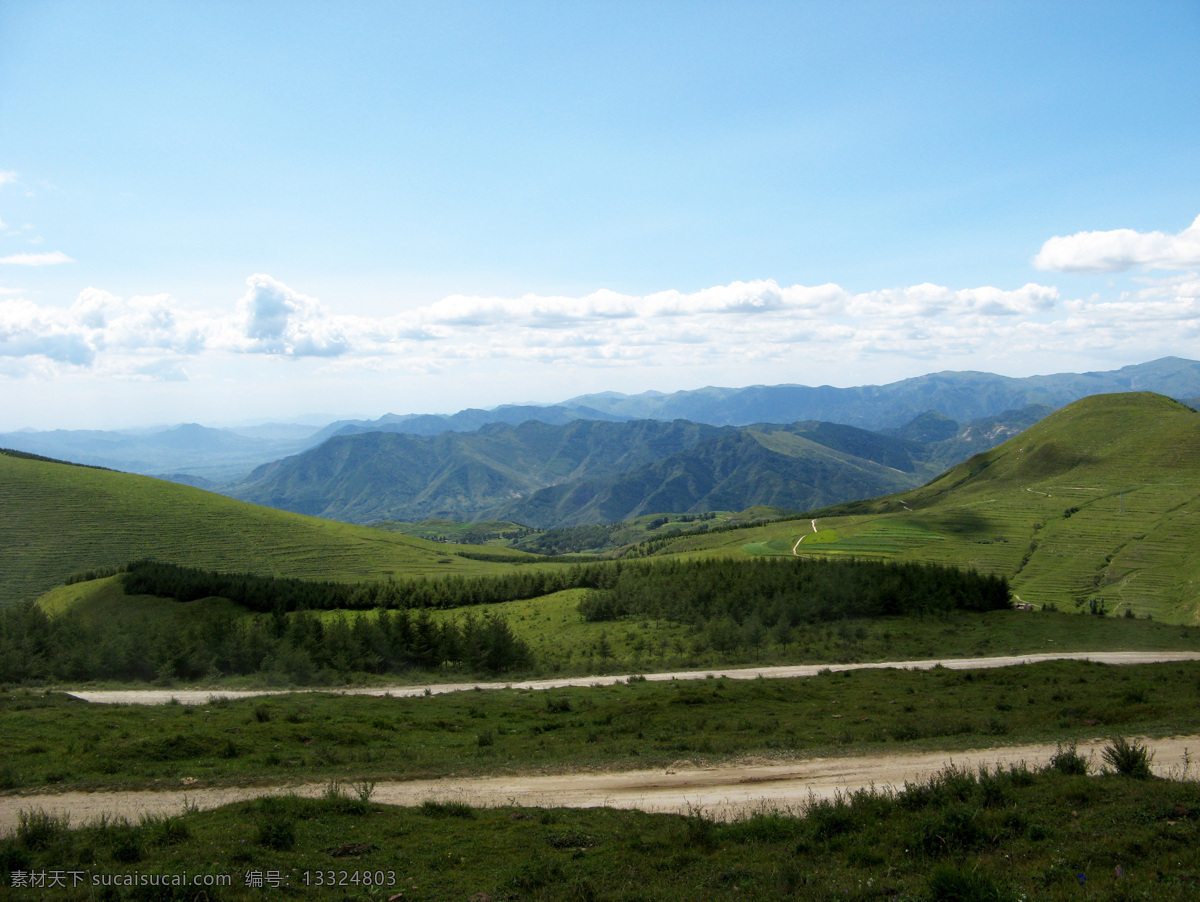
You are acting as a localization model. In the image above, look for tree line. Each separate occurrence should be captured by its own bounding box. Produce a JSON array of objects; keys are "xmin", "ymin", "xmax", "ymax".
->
[
  {"xmin": 120, "ymin": 559, "xmax": 625, "ymax": 612},
  {"xmin": 0, "ymin": 601, "xmax": 531, "ymax": 684},
  {"xmin": 577, "ymin": 556, "xmax": 1011, "ymax": 626}
]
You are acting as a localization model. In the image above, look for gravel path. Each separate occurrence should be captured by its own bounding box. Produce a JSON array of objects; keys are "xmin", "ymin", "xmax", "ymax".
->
[
  {"xmin": 65, "ymin": 651, "xmax": 1200, "ymax": 705},
  {"xmin": 3, "ymin": 735, "xmax": 1196, "ymax": 832}
]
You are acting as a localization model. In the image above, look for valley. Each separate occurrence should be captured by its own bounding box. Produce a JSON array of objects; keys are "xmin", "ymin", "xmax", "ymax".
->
[{"xmin": 5, "ymin": 375, "xmax": 1200, "ymax": 900}]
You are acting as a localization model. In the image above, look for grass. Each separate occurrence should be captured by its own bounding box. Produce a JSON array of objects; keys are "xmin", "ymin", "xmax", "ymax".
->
[
  {"xmin": 3, "ymin": 760, "xmax": 1199, "ymax": 900},
  {"xmin": 296, "ymin": 599, "xmax": 1200, "ymax": 679},
  {"xmin": 0, "ymin": 452, "xmax": 534, "ymax": 606},
  {"xmin": 3, "ymin": 659, "xmax": 1199, "ymax": 794}
]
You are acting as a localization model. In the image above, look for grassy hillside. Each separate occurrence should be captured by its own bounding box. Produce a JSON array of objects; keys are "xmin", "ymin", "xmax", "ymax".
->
[
  {"xmin": 0, "ymin": 451, "xmax": 525, "ymax": 605},
  {"xmin": 667, "ymin": 393, "xmax": 1200, "ymax": 623}
]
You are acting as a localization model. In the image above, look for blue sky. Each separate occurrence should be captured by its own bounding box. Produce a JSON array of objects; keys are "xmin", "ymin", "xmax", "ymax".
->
[{"xmin": 1, "ymin": 1, "xmax": 1198, "ymax": 429}]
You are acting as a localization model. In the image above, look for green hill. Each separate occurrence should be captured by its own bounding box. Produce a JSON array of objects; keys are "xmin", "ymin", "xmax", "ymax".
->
[
  {"xmin": 663, "ymin": 393, "xmax": 1200, "ymax": 623},
  {"xmin": 0, "ymin": 450, "xmax": 524, "ymax": 605}
]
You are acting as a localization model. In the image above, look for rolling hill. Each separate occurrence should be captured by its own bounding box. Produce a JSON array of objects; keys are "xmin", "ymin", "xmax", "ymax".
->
[
  {"xmin": 667, "ymin": 392, "xmax": 1200, "ymax": 623},
  {"xmin": 0, "ymin": 449, "xmax": 526, "ymax": 606}
]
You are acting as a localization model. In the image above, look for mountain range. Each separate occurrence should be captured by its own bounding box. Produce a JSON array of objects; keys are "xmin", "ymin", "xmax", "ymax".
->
[
  {"xmin": 228, "ymin": 406, "xmax": 1051, "ymax": 527},
  {"xmin": 3, "ymin": 357, "xmax": 1200, "ymax": 530}
]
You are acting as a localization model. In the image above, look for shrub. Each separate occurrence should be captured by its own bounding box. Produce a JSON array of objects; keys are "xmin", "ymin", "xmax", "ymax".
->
[
  {"xmin": 1046, "ymin": 743, "xmax": 1089, "ymax": 776},
  {"xmin": 1102, "ymin": 736, "xmax": 1154, "ymax": 779}
]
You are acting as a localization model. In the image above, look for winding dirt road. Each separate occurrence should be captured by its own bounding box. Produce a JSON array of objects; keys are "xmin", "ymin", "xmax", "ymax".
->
[
  {"xmin": 3, "ymin": 736, "xmax": 1197, "ymax": 833},
  {"xmin": 65, "ymin": 651, "xmax": 1200, "ymax": 705}
]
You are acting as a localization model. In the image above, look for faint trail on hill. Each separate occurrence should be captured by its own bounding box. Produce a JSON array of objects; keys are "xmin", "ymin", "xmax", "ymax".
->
[
  {"xmin": 64, "ymin": 651, "xmax": 1200, "ymax": 706},
  {"xmin": 791, "ymin": 519, "xmax": 818, "ymax": 555},
  {"xmin": 3, "ymin": 735, "xmax": 1197, "ymax": 832}
]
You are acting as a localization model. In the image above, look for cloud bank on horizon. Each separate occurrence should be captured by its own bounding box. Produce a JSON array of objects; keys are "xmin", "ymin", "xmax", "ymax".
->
[{"xmin": 1, "ymin": 213, "xmax": 1197, "ymax": 385}]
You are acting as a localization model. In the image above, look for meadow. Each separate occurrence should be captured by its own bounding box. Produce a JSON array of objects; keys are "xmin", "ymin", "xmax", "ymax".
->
[
  {"xmin": 6, "ymin": 394, "xmax": 1200, "ymax": 898},
  {"xmin": 0, "ymin": 451, "xmax": 530, "ymax": 606},
  {"xmin": 3, "ymin": 659, "xmax": 1199, "ymax": 794},
  {"xmin": 2, "ymin": 664, "xmax": 1200, "ymax": 900}
]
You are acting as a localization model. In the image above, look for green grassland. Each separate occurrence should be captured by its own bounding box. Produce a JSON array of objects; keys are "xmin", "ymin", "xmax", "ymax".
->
[
  {"xmin": 666, "ymin": 393, "xmax": 1200, "ymax": 624},
  {"xmin": 371, "ymin": 519, "xmax": 533, "ymax": 545},
  {"xmin": 3, "ymin": 663, "xmax": 1200, "ymax": 900},
  {"xmin": 3, "ymin": 660, "xmax": 1200, "ymax": 794},
  {"xmin": 421, "ymin": 595, "xmax": 1200, "ymax": 675},
  {"xmin": 0, "ymin": 452, "xmax": 537, "ymax": 606}
]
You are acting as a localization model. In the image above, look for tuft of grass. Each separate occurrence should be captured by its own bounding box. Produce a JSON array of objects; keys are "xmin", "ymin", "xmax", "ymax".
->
[
  {"xmin": 419, "ymin": 799, "xmax": 475, "ymax": 819},
  {"xmin": 16, "ymin": 808, "xmax": 70, "ymax": 850}
]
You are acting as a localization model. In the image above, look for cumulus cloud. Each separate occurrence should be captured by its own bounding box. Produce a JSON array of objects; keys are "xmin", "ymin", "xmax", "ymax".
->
[
  {"xmin": 0, "ymin": 287, "xmax": 208, "ymax": 377},
  {"xmin": 1034, "ymin": 215, "xmax": 1200, "ymax": 273},
  {"xmin": 232, "ymin": 274, "xmax": 348, "ymax": 356},
  {"xmin": 0, "ymin": 250, "xmax": 74, "ymax": 266},
  {"xmin": 0, "ymin": 299, "xmax": 96, "ymax": 365}
]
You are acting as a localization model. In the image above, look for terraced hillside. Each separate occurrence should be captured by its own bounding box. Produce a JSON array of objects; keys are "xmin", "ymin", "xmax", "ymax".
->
[
  {"xmin": 0, "ymin": 451, "xmax": 524, "ymax": 605},
  {"xmin": 675, "ymin": 393, "xmax": 1200, "ymax": 623}
]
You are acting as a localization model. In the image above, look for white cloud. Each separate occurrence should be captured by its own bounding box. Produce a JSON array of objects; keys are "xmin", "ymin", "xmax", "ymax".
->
[
  {"xmin": 0, "ymin": 251, "xmax": 74, "ymax": 266},
  {"xmin": 232, "ymin": 274, "xmax": 348, "ymax": 357},
  {"xmin": 1, "ymin": 272, "xmax": 1196, "ymax": 386},
  {"xmin": 1034, "ymin": 215, "xmax": 1200, "ymax": 273},
  {"xmin": 0, "ymin": 299, "xmax": 96, "ymax": 365}
]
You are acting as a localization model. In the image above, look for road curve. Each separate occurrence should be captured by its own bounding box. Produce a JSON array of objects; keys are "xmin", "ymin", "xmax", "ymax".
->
[
  {"xmin": 65, "ymin": 651, "xmax": 1200, "ymax": 705},
  {"xmin": 3, "ymin": 735, "xmax": 1197, "ymax": 833}
]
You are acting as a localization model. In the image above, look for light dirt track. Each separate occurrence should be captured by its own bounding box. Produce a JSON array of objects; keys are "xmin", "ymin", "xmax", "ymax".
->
[
  {"xmin": 66, "ymin": 651, "xmax": 1200, "ymax": 705},
  {"xmin": 2, "ymin": 736, "xmax": 1197, "ymax": 834}
]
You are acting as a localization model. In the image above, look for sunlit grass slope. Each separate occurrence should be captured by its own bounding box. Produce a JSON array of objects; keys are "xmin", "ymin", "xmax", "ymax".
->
[
  {"xmin": 1, "ymin": 452, "xmax": 528, "ymax": 605},
  {"xmin": 672, "ymin": 393, "xmax": 1200, "ymax": 623}
]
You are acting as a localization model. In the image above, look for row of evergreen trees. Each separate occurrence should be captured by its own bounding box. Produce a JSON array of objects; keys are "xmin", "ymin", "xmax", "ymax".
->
[
  {"xmin": 0, "ymin": 602, "xmax": 530, "ymax": 684},
  {"xmin": 121, "ymin": 559, "xmax": 620, "ymax": 612},
  {"xmin": 578, "ymin": 557, "xmax": 1010, "ymax": 625}
]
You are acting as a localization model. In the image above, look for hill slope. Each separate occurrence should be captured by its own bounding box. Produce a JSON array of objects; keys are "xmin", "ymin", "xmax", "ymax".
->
[
  {"xmin": 484, "ymin": 424, "xmax": 929, "ymax": 527},
  {"xmin": 669, "ymin": 393, "xmax": 1200, "ymax": 623},
  {"xmin": 0, "ymin": 450, "xmax": 519, "ymax": 605}
]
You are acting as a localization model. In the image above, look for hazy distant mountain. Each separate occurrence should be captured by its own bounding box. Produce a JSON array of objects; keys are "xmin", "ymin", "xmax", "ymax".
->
[
  {"xmin": 308, "ymin": 404, "xmax": 626, "ymax": 445},
  {"xmin": 229, "ymin": 419, "xmax": 724, "ymax": 523},
  {"xmin": 561, "ymin": 357, "xmax": 1200, "ymax": 430},
  {"xmin": 226, "ymin": 406, "xmax": 1050, "ymax": 528},
  {"xmin": 7, "ymin": 358, "xmax": 1194, "ymax": 489}
]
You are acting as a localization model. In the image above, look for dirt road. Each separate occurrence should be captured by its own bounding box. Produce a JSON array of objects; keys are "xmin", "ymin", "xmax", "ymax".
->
[
  {"xmin": 3, "ymin": 735, "xmax": 1196, "ymax": 833},
  {"xmin": 65, "ymin": 651, "xmax": 1200, "ymax": 705}
]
